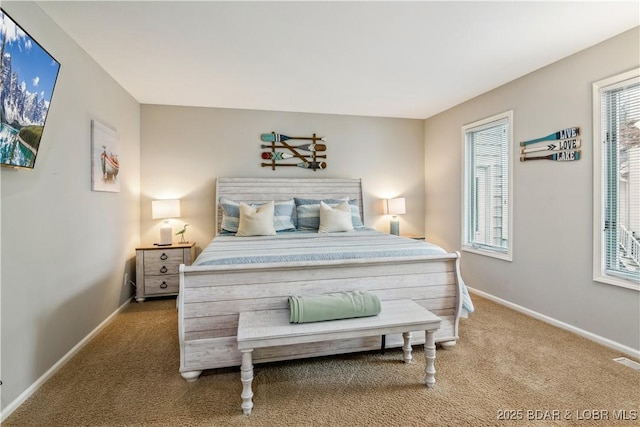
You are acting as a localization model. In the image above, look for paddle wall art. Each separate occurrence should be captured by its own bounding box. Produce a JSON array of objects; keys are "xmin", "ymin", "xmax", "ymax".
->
[
  {"xmin": 260, "ymin": 131, "xmax": 327, "ymax": 171},
  {"xmin": 519, "ymin": 126, "xmax": 581, "ymax": 163}
]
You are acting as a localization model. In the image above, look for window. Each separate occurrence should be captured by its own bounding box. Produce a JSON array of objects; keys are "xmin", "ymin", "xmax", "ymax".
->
[
  {"xmin": 593, "ymin": 68, "xmax": 640, "ymax": 290},
  {"xmin": 462, "ymin": 111, "xmax": 513, "ymax": 260}
]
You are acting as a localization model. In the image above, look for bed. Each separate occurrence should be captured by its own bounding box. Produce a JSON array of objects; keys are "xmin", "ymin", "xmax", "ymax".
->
[{"xmin": 178, "ymin": 177, "xmax": 473, "ymax": 381}]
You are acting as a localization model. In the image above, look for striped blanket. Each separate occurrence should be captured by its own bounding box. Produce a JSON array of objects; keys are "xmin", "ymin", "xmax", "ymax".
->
[
  {"xmin": 194, "ymin": 228, "xmax": 474, "ymax": 314},
  {"xmin": 195, "ymin": 228, "xmax": 447, "ymax": 265}
]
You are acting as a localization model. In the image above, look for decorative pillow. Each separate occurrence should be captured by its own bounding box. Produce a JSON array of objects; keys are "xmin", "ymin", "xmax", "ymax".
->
[
  {"xmin": 348, "ymin": 203, "xmax": 364, "ymax": 228},
  {"xmin": 236, "ymin": 201, "xmax": 276, "ymax": 237},
  {"xmin": 271, "ymin": 199, "xmax": 296, "ymax": 231},
  {"xmin": 220, "ymin": 197, "xmax": 241, "ymax": 233},
  {"xmin": 318, "ymin": 201, "xmax": 354, "ymax": 233},
  {"xmin": 220, "ymin": 197, "xmax": 295, "ymax": 232},
  {"xmin": 295, "ymin": 197, "xmax": 364, "ymax": 230}
]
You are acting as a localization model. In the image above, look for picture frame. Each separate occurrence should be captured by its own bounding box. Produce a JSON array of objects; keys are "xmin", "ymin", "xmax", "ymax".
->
[
  {"xmin": 0, "ymin": 9, "xmax": 61, "ymax": 170},
  {"xmin": 91, "ymin": 119, "xmax": 120, "ymax": 192}
]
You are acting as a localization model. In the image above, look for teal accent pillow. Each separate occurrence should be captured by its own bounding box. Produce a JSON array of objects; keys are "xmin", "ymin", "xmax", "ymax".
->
[{"xmin": 220, "ymin": 197, "xmax": 296, "ymax": 233}]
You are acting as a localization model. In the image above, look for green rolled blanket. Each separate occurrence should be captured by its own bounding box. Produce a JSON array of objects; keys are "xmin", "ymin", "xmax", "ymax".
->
[{"xmin": 288, "ymin": 290, "xmax": 381, "ymax": 323}]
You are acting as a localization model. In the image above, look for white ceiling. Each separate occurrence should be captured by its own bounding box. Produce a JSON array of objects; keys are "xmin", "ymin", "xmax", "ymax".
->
[{"xmin": 37, "ymin": 1, "xmax": 639, "ymax": 119}]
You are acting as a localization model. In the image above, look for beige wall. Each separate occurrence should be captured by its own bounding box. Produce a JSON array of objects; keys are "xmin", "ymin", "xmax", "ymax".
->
[
  {"xmin": 424, "ymin": 27, "xmax": 640, "ymax": 351},
  {"xmin": 1, "ymin": 2, "xmax": 141, "ymax": 413},
  {"xmin": 140, "ymin": 106, "xmax": 424, "ymax": 252}
]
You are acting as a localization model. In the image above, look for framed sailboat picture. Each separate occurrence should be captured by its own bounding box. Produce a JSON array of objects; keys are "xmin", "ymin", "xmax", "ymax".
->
[{"xmin": 91, "ymin": 119, "xmax": 120, "ymax": 192}]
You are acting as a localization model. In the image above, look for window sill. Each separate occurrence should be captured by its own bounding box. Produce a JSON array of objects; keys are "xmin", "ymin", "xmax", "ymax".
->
[
  {"xmin": 462, "ymin": 246, "xmax": 512, "ymax": 262},
  {"xmin": 593, "ymin": 274, "xmax": 640, "ymax": 292}
]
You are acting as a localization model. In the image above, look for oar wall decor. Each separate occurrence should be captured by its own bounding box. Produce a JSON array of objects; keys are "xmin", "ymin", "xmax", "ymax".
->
[
  {"xmin": 520, "ymin": 127, "xmax": 580, "ymax": 147},
  {"xmin": 262, "ymin": 152, "xmax": 326, "ymax": 160},
  {"xmin": 520, "ymin": 150, "xmax": 581, "ymax": 162},
  {"xmin": 261, "ymin": 133, "xmax": 327, "ymax": 143},
  {"xmin": 261, "ymin": 131, "xmax": 327, "ymax": 171},
  {"xmin": 260, "ymin": 143, "xmax": 326, "ymax": 152},
  {"xmin": 519, "ymin": 127, "xmax": 582, "ymax": 163},
  {"xmin": 261, "ymin": 161, "xmax": 327, "ymax": 169}
]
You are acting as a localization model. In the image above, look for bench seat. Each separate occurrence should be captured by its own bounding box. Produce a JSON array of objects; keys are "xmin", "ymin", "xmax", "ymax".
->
[{"xmin": 236, "ymin": 299, "xmax": 441, "ymax": 415}]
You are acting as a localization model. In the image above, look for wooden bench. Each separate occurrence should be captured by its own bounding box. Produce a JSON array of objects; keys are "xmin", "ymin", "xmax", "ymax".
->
[{"xmin": 236, "ymin": 299, "xmax": 441, "ymax": 415}]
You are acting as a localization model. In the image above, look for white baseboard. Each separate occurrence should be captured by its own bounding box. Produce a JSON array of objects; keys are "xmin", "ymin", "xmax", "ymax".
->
[
  {"xmin": 468, "ymin": 287, "xmax": 640, "ymax": 360},
  {"xmin": 0, "ymin": 297, "xmax": 133, "ymax": 423}
]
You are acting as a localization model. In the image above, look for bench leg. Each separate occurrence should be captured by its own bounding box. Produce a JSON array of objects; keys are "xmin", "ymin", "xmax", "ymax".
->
[
  {"xmin": 424, "ymin": 330, "xmax": 436, "ymax": 388},
  {"xmin": 240, "ymin": 349, "xmax": 254, "ymax": 415},
  {"xmin": 402, "ymin": 332, "xmax": 412, "ymax": 363}
]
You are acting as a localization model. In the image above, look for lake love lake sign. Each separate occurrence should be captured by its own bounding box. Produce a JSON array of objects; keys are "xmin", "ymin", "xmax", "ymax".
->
[{"xmin": 520, "ymin": 127, "xmax": 582, "ymax": 163}]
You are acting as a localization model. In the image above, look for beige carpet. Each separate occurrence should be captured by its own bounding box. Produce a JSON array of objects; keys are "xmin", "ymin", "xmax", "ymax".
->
[{"xmin": 4, "ymin": 296, "xmax": 639, "ymax": 426}]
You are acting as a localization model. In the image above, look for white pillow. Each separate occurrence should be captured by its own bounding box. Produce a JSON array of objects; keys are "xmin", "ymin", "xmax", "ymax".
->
[
  {"xmin": 236, "ymin": 201, "xmax": 276, "ymax": 237},
  {"xmin": 318, "ymin": 201, "xmax": 354, "ymax": 233}
]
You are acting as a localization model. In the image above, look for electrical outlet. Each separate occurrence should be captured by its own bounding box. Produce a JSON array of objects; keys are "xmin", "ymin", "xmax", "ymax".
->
[{"xmin": 123, "ymin": 273, "xmax": 129, "ymax": 287}]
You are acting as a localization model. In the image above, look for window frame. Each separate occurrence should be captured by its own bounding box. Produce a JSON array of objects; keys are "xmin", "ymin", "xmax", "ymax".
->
[
  {"xmin": 461, "ymin": 110, "xmax": 514, "ymax": 261},
  {"xmin": 592, "ymin": 68, "xmax": 640, "ymax": 291}
]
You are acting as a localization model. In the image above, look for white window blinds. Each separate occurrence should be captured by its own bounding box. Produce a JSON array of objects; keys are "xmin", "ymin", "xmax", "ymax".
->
[
  {"xmin": 462, "ymin": 111, "xmax": 512, "ymax": 260},
  {"xmin": 598, "ymin": 75, "xmax": 640, "ymax": 285}
]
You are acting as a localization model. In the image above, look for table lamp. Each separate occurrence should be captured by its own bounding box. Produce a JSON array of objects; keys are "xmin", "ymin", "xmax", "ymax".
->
[
  {"xmin": 152, "ymin": 199, "xmax": 181, "ymax": 246},
  {"xmin": 385, "ymin": 197, "xmax": 406, "ymax": 236}
]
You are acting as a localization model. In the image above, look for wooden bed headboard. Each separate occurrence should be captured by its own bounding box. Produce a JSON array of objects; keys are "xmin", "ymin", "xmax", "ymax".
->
[{"xmin": 215, "ymin": 177, "xmax": 364, "ymax": 233}]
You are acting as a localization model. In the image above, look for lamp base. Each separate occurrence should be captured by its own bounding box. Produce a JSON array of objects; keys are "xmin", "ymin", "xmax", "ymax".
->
[
  {"xmin": 390, "ymin": 219, "xmax": 399, "ymax": 236},
  {"xmin": 159, "ymin": 222, "xmax": 173, "ymax": 245}
]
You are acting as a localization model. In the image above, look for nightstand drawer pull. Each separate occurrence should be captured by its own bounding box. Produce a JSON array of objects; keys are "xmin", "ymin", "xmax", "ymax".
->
[
  {"xmin": 160, "ymin": 253, "xmax": 168, "ymax": 260},
  {"xmin": 160, "ymin": 281, "xmax": 168, "ymax": 289},
  {"xmin": 160, "ymin": 266, "xmax": 168, "ymax": 274}
]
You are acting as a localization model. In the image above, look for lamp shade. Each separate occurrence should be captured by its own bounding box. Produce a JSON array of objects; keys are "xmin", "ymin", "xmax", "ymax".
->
[
  {"xmin": 385, "ymin": 197, "xmax": 406, "ymax": 215},
  {"xmin": 152, "ymin": 199, "xmax": 181, "ymax": 219}
]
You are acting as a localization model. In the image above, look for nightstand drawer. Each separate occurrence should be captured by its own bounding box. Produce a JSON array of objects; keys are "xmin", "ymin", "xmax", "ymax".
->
[
  {"xmin": 145, "ymin": 275, "xmax": 179, "ymax": 295},
  {"xmin": 135, "ymin": 243, "xmax": 195, "ymax": 303},
  {"xmin": 144, "ymin": 249, "xmax": 184, "ymax": 275}
]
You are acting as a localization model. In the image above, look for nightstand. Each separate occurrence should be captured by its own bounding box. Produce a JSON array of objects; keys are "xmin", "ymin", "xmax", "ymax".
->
[
  {"xmin": 402, "ymin": 234, "xmax": 425, "ymax": 241},
  {"xmin": 135, "ymin": 242, "xmax": 196, "ymax": 302}
]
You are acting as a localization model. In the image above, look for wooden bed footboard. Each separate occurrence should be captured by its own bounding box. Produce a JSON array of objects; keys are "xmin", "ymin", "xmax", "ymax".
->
[{"xmin": 178, "ymin": 253, "xmax": 465, "ymax": 382}]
